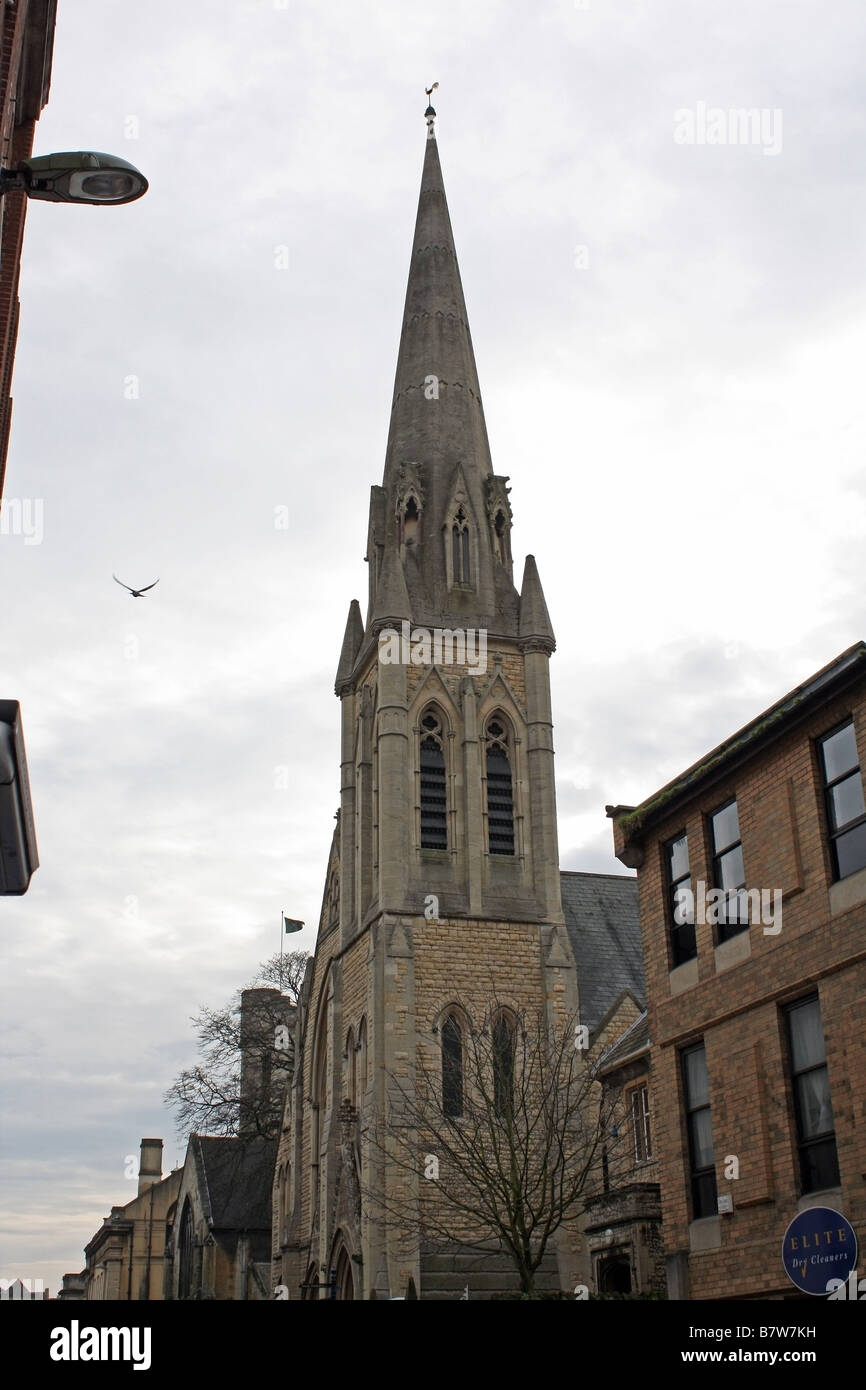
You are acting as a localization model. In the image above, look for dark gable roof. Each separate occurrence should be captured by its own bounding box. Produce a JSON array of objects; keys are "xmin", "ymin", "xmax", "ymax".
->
[
  {"xmin": 192, "ymin": 1136, "xmax": 277, "ymax": 1232},
  {"xmin": 560, "ymin": 871, "xmax": 644, "ymax": 1033},
  {"xmin": 597, "ymin": 1010, "xmax": 650, "ymax": 1073}
]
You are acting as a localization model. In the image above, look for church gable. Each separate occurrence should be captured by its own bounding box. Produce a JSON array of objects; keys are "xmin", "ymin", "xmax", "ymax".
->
[
  {"xmin": 476, "ymin": 663, "xmax": 525, "ymax": 725},
  {"xmin": 407, "ymin": 665, "xmax": 460, "ymax": 726}
]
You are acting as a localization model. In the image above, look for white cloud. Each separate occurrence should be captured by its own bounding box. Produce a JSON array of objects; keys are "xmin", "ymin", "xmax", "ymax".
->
[{"xmin": 2, "ymin": 0, "xmax": 865, "ymax": 1286}]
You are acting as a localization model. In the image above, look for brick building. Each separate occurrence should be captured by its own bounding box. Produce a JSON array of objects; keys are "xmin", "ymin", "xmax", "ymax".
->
[
  {"xmin": 0, "ymin": 0, "xmax": 55, "ymax": 499},
  {"xmin": 588, "ymin": 1010, "xmax": 665, "ymax": 1297},
  {"xmin": 273, "ymin": 104, "xmax": 650, "ymax": 1301},
  {"xmin": 608, "ymin": 641, "xmax": 866, "ymax": 1299}
]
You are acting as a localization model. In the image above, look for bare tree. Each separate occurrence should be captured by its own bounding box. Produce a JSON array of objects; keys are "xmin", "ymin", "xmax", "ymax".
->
[
  {"xmin": 364, "ymin": 999, "xmax": 630, "ymax": 1298},
  {"xmin": 164, "ymin": 950, "xmax": 308, "ymax": 1142},
  {"xmin": 247, "ymin": 949, "xmax": 308, "ymax": 1003}
]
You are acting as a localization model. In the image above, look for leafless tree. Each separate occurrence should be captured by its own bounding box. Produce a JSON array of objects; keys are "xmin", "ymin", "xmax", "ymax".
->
[
  {"xmin": 164, "ymin": 950, "xmax": 307, "ymax": 1141},
  {"xmin": 364, "ymin": 999, "xmax": 631, "ymax": 1298}
]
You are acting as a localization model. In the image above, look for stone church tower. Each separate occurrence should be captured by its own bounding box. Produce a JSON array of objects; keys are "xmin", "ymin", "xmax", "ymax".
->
[{"xmin": 274, "ymin": 104, "xmax": 597, "ymax": 1301}]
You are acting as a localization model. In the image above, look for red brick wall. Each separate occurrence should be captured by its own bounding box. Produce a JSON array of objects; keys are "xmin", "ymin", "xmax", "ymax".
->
[
  {"xmin": 0, "ymin": 0, "xmax": 53, "ymax": 500},
  {"xmin": 632, "ymin": 683, "xmax": 866, "ymax": 1298}
]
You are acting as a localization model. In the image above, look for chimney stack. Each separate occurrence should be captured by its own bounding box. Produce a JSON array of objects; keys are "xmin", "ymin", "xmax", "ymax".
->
[
  {"xmin": 138, "ymin": 1138, "xmax": 163, "ymax": 1195},
  {"xmin": 239, "ymin": 988, "xmax": 296, "ymax": 1139}
]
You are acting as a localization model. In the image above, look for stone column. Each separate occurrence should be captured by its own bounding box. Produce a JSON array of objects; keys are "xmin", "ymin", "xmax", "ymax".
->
[
  {"xmin": 337, "ymin": 684, "xmax": 356, "ymax": 946},
  {"xmin": 522, "ymin": 640, "xmax": 564, "ymax": 925},
  {"xmin": 461, "ymin": 676, "xmax": 483, "ymax": 915},
  {"xmin": 376, "ymin": 651, "xmax": 409, "ymax": 913}
]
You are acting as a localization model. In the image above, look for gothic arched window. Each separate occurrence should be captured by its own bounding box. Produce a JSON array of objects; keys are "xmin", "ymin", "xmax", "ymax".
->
[
  {"xmin": 326, "ymin": 869, "xmax": 339, "ymax": 929},
  {"xmin": 357, "ymin": 1017, "xmax": 368, "ymax": 1104},
  {"xmin": 177, "ymin": 1198, "xmax": 194, "ymax": 1300},
  {"xmin": 442, "ymin": 1014, "xmax": 464, "ymax": 1117},
  {"xmin": 313, "ymin": 1007, "xmax": 328, "ymax": 1110},
  {"xmin": 420, "ymin": 709, "xmax": 447, "ymax": 850},
  {"xmin": 485, "ymin": 717, "xmax": 515, "ymax": 856},
  {"xmin": 402, "ymin": 495, "xmax": 420, "ymax": 545},
  {"xmin": 345, "ymin": 1028, "xmax": 356, "ymax": 1105},
  {"xmin": 281, "ymin": 1162, "xmax": 291, "ymax": 1242},
  {"xmin": 494, "ymin": 509, "xmax": 508, "ymax": 564},
  {"xmin": 276, "ymin": 1164, "xmax": 286, "ymax": 1243},
  {"xmin": 492, "ymin": 1011, "xmax": 516, "ymax": 1117},
  {"xmin": 311, "ymin": 984, "xmax": 330, "ymax": 1216},
  {"xmin": 452, "ymin": 506, "xmax": 470, "ymax": 585}
]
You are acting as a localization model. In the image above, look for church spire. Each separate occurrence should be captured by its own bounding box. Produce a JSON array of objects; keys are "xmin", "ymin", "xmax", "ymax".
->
[
  {"xmin": 364, "ymin": 97, "xmax": 519, "ymax": 635},
  {"xmin": 382, "ymin": 99, "xmax": 493, "ymax": 498}
]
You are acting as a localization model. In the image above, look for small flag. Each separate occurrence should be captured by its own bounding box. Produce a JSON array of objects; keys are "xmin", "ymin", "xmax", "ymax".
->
[{"xmin": 283, "ymin": 916, "xmax": 304, "ymax": 934}]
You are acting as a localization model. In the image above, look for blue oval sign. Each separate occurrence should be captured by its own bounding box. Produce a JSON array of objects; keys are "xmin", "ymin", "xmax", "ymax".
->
[{"xmin": 782, "ymin": 1207, "xmax": 858, "ymax": 1296}]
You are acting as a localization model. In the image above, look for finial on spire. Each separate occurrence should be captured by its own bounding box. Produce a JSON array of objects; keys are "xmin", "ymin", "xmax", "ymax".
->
[{"xmin": 424, "ymin": 82, "xmax": 439, "ymax": 135}]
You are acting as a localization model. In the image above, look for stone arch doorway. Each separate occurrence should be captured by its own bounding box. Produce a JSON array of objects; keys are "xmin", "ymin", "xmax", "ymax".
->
[
  {"xmin": 301, "ymin": 1262, "xmax": 320, "ymax": 1300},
  {"xmin": 334, "ymin": 1243, "xmax": 355, "ymax": 1301},
  {"xmin": 597, "ymin": 1252, "xmax": 632, "ymax": 1294}
]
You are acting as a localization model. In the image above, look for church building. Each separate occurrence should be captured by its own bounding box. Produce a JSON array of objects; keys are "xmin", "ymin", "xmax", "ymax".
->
[{"xmin": 274, "ymin": 100, "xmax": 653, "ymax": 1300}]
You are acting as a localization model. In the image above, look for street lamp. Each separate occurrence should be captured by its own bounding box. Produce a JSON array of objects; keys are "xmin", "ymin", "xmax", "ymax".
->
[{"xmin": 0, "ymin": 151, "xmax": 148, "ymax": 206}]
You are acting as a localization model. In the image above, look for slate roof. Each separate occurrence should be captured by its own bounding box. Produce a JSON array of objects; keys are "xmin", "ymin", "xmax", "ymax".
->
[
  {"xmin": 560, "ymin": 871, "xmax": 645, "ymax": 1034},
  {"xmin": 597, "ymin": 1010, "xmax": 650, "ymax": 1074},
  {"xmin": 192, "ymin": 1135, "xmax": 277, "ymax": 1232}
]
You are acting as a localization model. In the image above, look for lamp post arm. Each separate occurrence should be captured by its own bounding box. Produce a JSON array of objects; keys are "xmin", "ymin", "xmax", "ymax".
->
[{"xmin": 0, "ymin": 167, "xmax": 28, "ymax": 197}]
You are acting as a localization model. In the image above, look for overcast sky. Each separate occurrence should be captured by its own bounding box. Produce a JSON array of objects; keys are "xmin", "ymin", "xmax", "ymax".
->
[{"xmin": 1, "ymin": 0, "xmax": 864, "ymax": 1293}]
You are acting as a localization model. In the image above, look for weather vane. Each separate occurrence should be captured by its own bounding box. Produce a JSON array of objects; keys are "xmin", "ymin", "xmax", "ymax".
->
[{"xmin": 425, "ymin": 82, "xmax": 439, "ymax": 135}]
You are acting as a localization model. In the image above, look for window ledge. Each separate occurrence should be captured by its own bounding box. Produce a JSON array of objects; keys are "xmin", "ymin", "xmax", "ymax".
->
[
  {"xmin": 829, "ymin": 865, "xmax": 866, "ymax": 918},
  {"xmin": 669, "ymin": 957, "xmax": 699, "ymax": 996},
  {"xmin": 796, "ymin": 1187, "xmax": 842, "ymax": 1213},
  {"xmin": 714, "ymin": 929, "xmax": 752, "ymax": 974},
  {"xmin": 688, "ymin": 1216, "xmax": 722, "ymax": 1253}
]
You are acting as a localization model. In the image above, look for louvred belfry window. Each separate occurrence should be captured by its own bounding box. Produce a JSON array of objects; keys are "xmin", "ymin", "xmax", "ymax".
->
[
  {"xmin": 486, "ymin": 719, "xmax": 515, "ymax": 855},
  {"xmin": 420, "ymin": 710, "xmax": 447, "ymax": 850}
]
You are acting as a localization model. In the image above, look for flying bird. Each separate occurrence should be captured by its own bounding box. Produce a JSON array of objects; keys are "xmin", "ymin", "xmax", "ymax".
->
[{"xmin": 113, "ymin": 574, "xmax": 159, "ymax": 598}]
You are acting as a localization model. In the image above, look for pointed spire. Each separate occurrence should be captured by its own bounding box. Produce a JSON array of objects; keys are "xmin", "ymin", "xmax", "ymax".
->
[
  {"xmin": 369, "ymin": 543, "xmax": 412, "ymax": 632},
  {"xmin": 382, "ymin": 113, "xmax": 494, "ymax": 500},
  {"xmin": 335, "ymin": 599, "xmax": 364, "ymax": 694},
  {"xmin": 519, "ymin": 555, "xmax": 556, "ymax": 650}
]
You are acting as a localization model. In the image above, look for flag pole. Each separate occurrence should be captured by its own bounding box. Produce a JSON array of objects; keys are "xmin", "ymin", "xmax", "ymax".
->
[{"xmin": 279, "ymin": 911, "xmax": 284, "ymax": 992}]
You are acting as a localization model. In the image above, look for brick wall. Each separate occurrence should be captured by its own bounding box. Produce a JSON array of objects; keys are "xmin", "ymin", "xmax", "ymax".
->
[{"xmin": 629, "ymin": 683, "xmax": 866, "ymax": 1298}]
